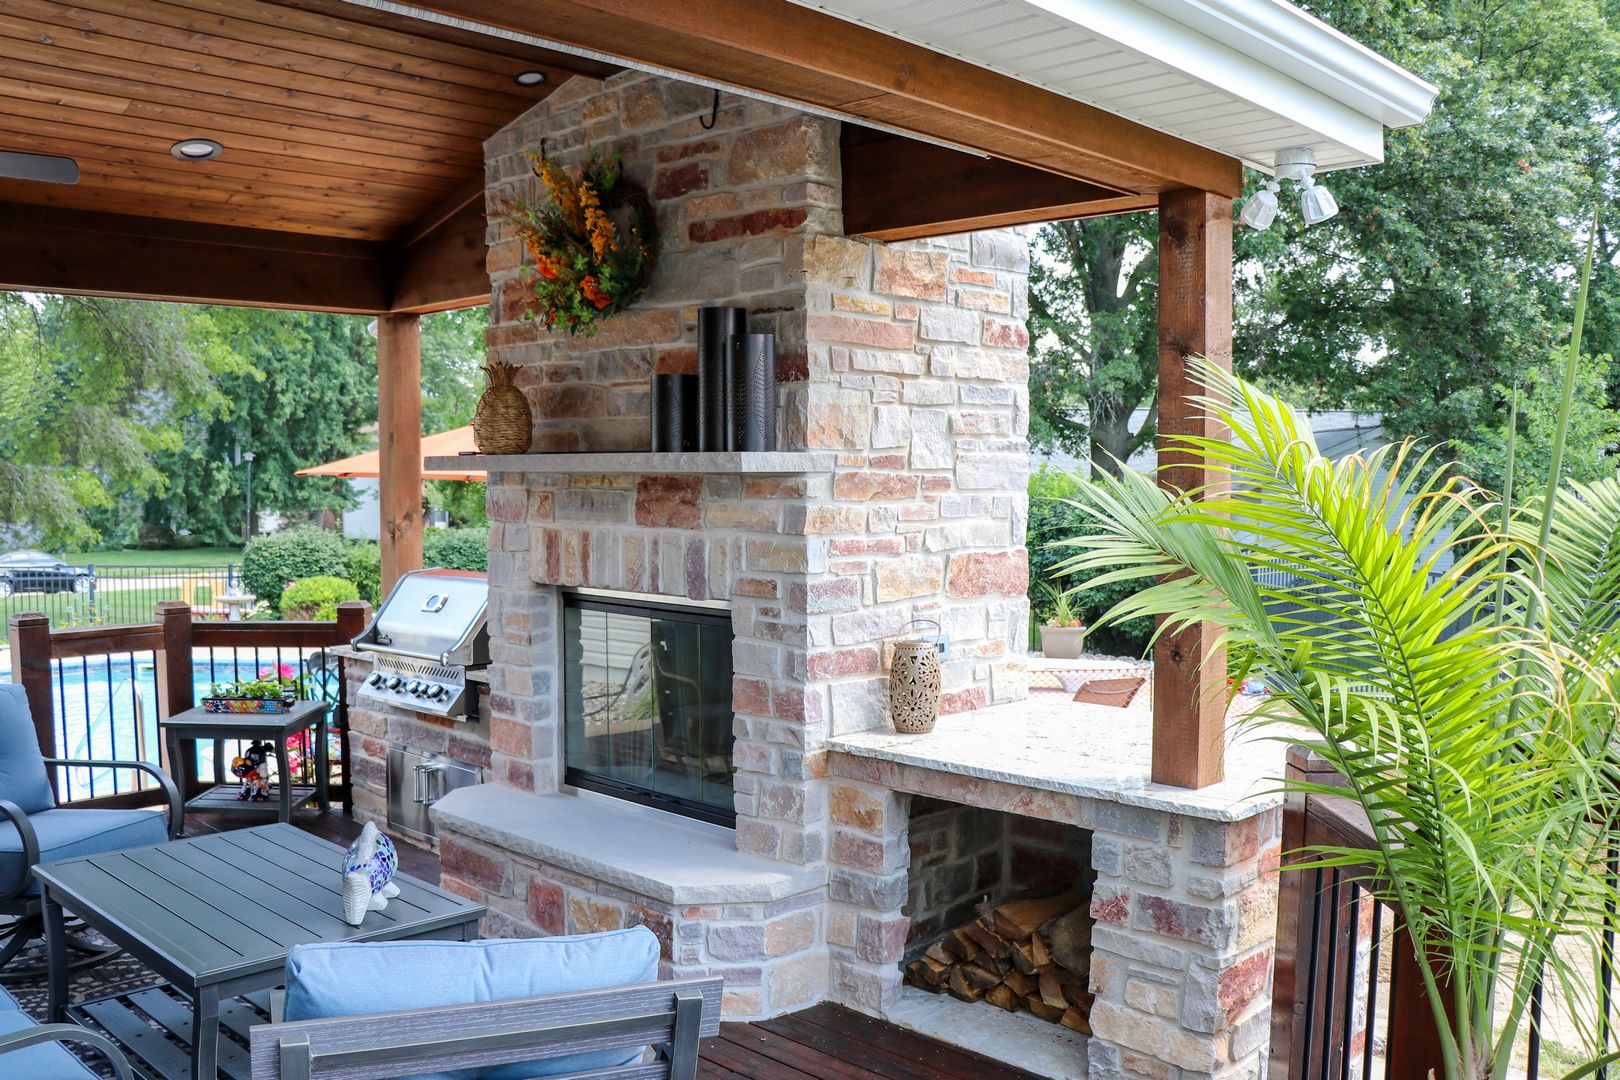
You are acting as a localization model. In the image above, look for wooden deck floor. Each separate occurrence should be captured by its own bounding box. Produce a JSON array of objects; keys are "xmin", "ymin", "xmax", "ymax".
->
[{"xmin": 174, "ymin": 812, "xmax": 1043, "ymax": 1080}]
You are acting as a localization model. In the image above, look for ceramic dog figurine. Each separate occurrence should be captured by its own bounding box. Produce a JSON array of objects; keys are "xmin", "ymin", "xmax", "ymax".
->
[
  {"xmin": 229, "ymin": 742, "xmax": 273, "ymax": 801},
  {"xmin": 342, "ymin": 821, "xmax": 400, "ymax": 926}
]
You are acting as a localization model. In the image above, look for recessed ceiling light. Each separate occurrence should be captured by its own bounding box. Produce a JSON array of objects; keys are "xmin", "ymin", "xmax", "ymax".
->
[
  {"xmin": 170, "ymin": 138, "xmax": 223, "ymax": 161},
  {"xmin": 513, "ymin": 70, "xmax": 547, "ymax": 86}
]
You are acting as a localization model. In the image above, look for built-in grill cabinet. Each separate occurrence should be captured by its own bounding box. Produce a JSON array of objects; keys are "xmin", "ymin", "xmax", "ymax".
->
[
  {"xmin": 387, "ymin": 745, "xmax": 481, "ymax": 842},
  {"xmin": 352, "ymin": 569, "xmax": 489, "ymax": 722}
]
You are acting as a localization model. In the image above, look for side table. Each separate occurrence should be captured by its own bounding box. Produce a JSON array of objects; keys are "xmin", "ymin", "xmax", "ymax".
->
[{"xmin": 160, "ymin": 700, "xmax": 331, "ymax": 824}]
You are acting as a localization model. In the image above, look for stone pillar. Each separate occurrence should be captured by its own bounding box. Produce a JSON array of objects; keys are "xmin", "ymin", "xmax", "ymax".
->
[
  {"xmin": 825, "ymin": 775, "xmax": 912, "ymax": 1015},
  {"xmin": 1087, "ymin": 805, "xmax": 1281, "ymax": 1079}
]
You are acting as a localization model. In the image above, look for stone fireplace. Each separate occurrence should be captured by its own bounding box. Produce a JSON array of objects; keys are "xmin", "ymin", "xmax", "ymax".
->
[{"xmin": 380, "ymin": 66, "xmax": 1286, "ymax": 1079}]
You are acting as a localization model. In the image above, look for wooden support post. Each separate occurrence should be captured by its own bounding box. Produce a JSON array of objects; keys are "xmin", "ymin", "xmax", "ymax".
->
[
  {"xmin": 378, "ymin": 313, "xmax": 423, "ymax": 594},
  {"xmin": 155, "ymin": 601, "xmax": 196, "ymax": 795},
  {"xmin": 1153, "ymin": 187, "xmax": 1233, "ymax": 789},
  {"xmin": 8, "ymin": 612, "xmax": 57, "ymax": 796}
]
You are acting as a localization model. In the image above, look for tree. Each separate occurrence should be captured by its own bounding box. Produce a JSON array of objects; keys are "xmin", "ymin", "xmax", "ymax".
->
[
  {"xmin": 420, "ymin": 305, "xmax": 488, "ymax": 436},
  {"xmin": 1027, "ymin": 0, "xmax": 1620, "ymax": 484},
  {"xmin": 140, "ymin": 309, "xmax": 376, "ymax": 544},
  {"xmin": 0, "ymin": 295, "xmax": 235, "ymax": 548},
  {"xmin": 1027, "ymin": 216, "xmax": 1158, "ymax": 475}
]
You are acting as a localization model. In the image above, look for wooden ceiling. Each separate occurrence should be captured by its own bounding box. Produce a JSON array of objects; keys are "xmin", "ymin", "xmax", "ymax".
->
[{"xmin": 0, "ymin": 0, "xmax": 616, "ymax": 241}]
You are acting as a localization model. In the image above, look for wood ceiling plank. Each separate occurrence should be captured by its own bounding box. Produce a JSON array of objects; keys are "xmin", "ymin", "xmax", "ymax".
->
[
  {"xmin": 0, "ymin": 85, "xmax": 481, "ymax": 172},
  {"xmin": 0, "ymin": 119, "xmax": 458, "ymax": 200},
  {"xmin": 0, "ymin": 201, "xmax": 385, "ymax": 256},
  {"xmin": 842, "ymin": 132, "xmax": 1157, "ymax": 240},
  {"xmin": 258, "ymin": 0, "xmax": 617, "ymax": 78},
  {"xmin": 2, "ymin": 173, "xmax": 401, "ymax": 230},
  {"xmin": 407, "ymin": 0, "xmax": 1241, "ymax": 196},
  {"xmin": 0, "ymin": 50, "xmax": 486, "ymax": 149},
  {"xmin": 48, "ymin": 0, "xmax": 566, "ymax": 99},
  {"xmin": 0, "ymin": 11, "xmax": 518, "ymax": 134},
  {"xmin": 0, "ymin": 183, "xmax": 397, "ymax": 239}
]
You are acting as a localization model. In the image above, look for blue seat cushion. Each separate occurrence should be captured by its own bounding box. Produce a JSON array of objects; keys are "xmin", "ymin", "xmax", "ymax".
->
[
  {"xmin": 284, "ymin": 929, "xmax": 661, "ymax": 1080},
  {"xmin": 0, "ymin": 1009, "xmax": 99, "ymax": 1079},
  {"xmin": 0, "ymin": 808, "xmax": 169, "ymax": 897},
  {"xmin": 0, "ymin": 684, "xmax": 55, "ymax": 816}
]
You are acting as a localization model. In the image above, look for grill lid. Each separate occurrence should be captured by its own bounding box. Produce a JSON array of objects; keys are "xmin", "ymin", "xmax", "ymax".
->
[{"xmin": 353, "ymin": 568, "xmax": 489, "ymax": 666}]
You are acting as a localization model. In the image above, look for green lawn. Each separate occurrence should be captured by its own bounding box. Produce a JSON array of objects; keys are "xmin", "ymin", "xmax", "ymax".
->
[
  {"xmin": 1, "ymin": 584, "xmax": 196, "ymax": 629},
  {"xmin": 64, "ymin": 547, "xmax": 243, "ymax": 568}
]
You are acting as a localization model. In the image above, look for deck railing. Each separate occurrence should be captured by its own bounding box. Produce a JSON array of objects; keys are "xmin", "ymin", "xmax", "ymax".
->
[
  {"xmin": 1271, "ymin": 745, "xmax": 1619, "ymax": 1079},
  {"xmin": 5, "ymin": 600, "xmax": 370, "ymax": 809}
]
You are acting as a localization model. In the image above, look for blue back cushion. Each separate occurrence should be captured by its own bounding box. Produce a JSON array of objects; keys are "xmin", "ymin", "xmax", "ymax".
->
[
  {"xmin": 0, "ymin": 685, "xmax": 54, "ymax": 815},
  {"xmin": 283, "ymin": 929, "xmax": 661, "ymax": 1080}
]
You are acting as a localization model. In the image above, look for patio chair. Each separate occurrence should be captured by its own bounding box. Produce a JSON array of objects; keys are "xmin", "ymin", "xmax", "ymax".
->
[
  {"xmin": 0, "ymin": 982, "xmax": 135, "ymax": 1079},
  {"xmin": 249, "ymin": 929, "xmax": 723, "ymax": 1080},
  {"xmin": 0, "ymin": 683, "xmax": 182, "ymax": 978}
]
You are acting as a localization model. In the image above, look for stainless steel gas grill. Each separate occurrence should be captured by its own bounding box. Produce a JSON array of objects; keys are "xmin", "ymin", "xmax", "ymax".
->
[{"xmin": 351, "ymin": 569, "xmax": 489, "ymax": 722}]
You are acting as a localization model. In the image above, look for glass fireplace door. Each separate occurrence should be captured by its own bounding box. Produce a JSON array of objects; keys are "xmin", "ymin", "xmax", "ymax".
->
[{"xmin": 562, "ymin": 593, "xmax": 735, "ymax": 825}]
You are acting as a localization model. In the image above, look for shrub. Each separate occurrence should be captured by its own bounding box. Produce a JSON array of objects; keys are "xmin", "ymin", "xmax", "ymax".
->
[
  {"xmin": 241, "ymin": 526, "xmax": 348, "ymax": 611},
  {"xmin": 279, "ymin": 576, "xmax": 360, "ymax": 621},
  {"xmin": 1027, "ymin": 465, "xmax": 1154, "ymax": 656},
  {"xmin": 423, "ymin": 526, "xmax": 489, "ymax": 572},
  {"xmin": 345, "ymin": 542, "xmax": 381, "ymax": 606}
]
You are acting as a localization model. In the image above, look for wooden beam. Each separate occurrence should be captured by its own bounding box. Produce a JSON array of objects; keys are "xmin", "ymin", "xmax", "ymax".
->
[
  {"xmin": 407, "ymin": 0, "xmax": 1242, "ymax": 197},
  {"xmin": 390, "ymin": 198, "xmax": 491, "ymax": 314},
  {"xmin": 842, "ymin": 130, "xmax": 1158, "ymax": 241},
  {"xmin": 378, "ymin": 313, "xmax": 424, "ymax": 593},
  {"xmin": 1152, "ymin": 187, "xmax": 1233, "ymax": 789},
  {"xmin": 0, "ymin": 202, "xmax": 390, "ymax": 312}
]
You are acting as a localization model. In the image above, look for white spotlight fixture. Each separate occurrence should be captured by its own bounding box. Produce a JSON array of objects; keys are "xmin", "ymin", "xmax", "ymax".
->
[
  {"xmin": 1243, "ymin": 148, "xmax": 1339, "ymax": 229},
  {"xmin": 1239, "ymin": 180, "xmax": 1280, "ymax": 230},
  {"xmin": 513, "ymin": 70, "xmax": 547, "ymax": 86},
  {"xmin": 1298, "ymin": 174, "xmax": 1339, "ymax": 225}
]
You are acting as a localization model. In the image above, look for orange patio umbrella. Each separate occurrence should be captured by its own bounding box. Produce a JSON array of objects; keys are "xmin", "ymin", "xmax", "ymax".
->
[{"xmin": 296, "ymin": 425, "xmax": 485, "ymax": 482}]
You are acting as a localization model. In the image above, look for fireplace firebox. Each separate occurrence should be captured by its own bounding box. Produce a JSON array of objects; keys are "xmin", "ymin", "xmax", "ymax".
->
[{"xmin": 561, "ymin": 589, "xmax": 736, "ymax": 826}]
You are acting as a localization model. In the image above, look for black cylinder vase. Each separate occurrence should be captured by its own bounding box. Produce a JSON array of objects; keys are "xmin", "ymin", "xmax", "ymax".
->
[
  {"xmin": 650, "ymin": 373, "xmax": 697, "ymax": 452},
  {"xmin": 697, "ymin": 307, "xmax": 747, "ymax": 452},
  {"xmin": 729, "ymin": 333, "xmax": 776, "ymax": 452}
]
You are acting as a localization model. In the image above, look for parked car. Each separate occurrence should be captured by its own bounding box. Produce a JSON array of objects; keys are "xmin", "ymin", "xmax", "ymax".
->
[{"xmin": 0, "ymin": 550, "xmax": 94, "ymax": 598}]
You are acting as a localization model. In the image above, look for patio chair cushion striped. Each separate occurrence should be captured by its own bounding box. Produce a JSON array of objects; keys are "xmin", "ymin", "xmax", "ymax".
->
[
  {"xmin": 283, "ymin": 928, "xmax": 662, "ymax": 1080},
  {"xmin": 0, "ymin": 986, "xmax": 99, "ymax": 1079},
  {"xmin": 0, "ymin": 684, "xmax": 55, "ymax": 816},
  {"xmin": 0, "ymin": 808, "xmax": 169, "ymax": 896}
]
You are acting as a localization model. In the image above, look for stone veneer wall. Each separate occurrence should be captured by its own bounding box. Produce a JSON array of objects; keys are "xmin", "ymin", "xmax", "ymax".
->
[
  {"xmin": 424, "ymin": 69, "xmax": 1034, "ymax": 1021},
  {"xmin": 827, "ymin": 755, "xmax": 1281, "ymax": 1080}
]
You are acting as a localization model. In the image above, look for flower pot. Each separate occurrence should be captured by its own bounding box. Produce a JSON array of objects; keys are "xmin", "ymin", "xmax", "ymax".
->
[
  {"xmin": 1039, "ymin": 626, "xmax": 1086, "ymax": 660},
  {"xmin": 202, "ymin": 696, "xmax": 296, "ymax": 714}
]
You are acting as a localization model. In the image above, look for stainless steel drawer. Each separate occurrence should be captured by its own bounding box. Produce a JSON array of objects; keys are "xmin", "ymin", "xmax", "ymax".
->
[{"xmin": 386, "ymin": 745, "xmax": 480, "ymax": 843}]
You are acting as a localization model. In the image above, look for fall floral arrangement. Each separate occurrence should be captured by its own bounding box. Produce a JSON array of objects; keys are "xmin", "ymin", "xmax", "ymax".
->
[{"xmin": 504, "ymin": 153, "xmax": 657, "ymax": 335}]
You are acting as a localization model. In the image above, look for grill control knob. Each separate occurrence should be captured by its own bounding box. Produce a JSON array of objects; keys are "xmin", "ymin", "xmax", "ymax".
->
[
  {"xmin": 426, "ymin": 685, "xmax": 445, "ymax": 700},
  {"xmin": 385, "ymin": 676, "xmax": 403, "ymax": 690},
  {"xmin": 368, "ymin": 673, "xmax": 384, "ymax": 687}
]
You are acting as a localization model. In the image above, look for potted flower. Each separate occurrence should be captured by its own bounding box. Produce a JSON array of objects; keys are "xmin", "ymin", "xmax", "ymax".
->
[
  {"xmin": 203, "ymin": 663, "xmax": 305, "ymax": 714},
  {"xmin": 1037, "ymin": 585, "xmax": 1086, "ymax": 659}
]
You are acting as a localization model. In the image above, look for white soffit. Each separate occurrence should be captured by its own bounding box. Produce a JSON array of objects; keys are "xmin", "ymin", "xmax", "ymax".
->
[{"xmin": 786, "ymin": 0, "xmax": 1439, "ymax": 174}]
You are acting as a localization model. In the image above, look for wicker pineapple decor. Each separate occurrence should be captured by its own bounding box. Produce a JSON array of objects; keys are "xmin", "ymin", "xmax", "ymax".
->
[{"xmin": 474, "ymin": 360, "xmax": 532, "ymax": 455}]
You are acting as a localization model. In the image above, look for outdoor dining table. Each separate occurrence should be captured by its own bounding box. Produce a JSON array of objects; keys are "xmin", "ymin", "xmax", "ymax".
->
[{"xmin": 32, "ymin": 822, "xmax": 484, "ymax": 1080}]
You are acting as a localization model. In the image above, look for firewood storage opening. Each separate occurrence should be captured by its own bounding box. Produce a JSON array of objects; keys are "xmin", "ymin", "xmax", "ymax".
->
[{"xmin": 901, "ymin": 798, "xmax": 1096, "ymax": 1038}]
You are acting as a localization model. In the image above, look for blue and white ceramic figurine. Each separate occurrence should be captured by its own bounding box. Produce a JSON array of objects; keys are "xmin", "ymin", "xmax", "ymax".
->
[{"xmin": 342, "ymin": 821, "xmax": 400, "ymax": 926}]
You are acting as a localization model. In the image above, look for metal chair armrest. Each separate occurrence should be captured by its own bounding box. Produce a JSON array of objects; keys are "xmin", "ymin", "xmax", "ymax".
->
[
  {"xmin": 41, "ymin": 758, "xmax": 184, "ymax": 839},
  {"xmin": 0, "ymin": 798, "xmax": 40, "ymax": 901},
  {"xmin": 0, "ymin": 1022, "xmax": 135, "ymax": 1080}
]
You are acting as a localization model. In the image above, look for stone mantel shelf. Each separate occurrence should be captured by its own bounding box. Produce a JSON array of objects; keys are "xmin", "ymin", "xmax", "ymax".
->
[
  {"xmin": 430, "ymin": 784, "xmax": 826, "ymax": 905},
  {"xmin": 827, "ymin": 695, "xmax": 1285, "ymax": 823},
  {"xmin": 425, "ymin": 451, "xmax": 839, "ymax": 476}
]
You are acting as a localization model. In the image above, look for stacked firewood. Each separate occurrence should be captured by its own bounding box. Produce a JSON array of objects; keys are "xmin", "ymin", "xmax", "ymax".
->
[{"xmin": 903, "ymin": 889, "xmax": 1094, "ymax": 1035}]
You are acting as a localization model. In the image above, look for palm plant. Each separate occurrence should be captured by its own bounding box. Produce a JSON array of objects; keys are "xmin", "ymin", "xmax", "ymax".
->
[{"xmin": 1050, "ymin": 359, "xmax": 1620, "ymax": 1080}]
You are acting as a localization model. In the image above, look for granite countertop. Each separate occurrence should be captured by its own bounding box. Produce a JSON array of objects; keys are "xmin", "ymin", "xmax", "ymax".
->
[{"xmin": 827, "ymin": 692, "xmax": 1284, "ymax": 822}]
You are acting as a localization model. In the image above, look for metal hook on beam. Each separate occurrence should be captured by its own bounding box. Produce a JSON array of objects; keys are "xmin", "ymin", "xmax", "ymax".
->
[{"xmin": 698, "ymin": 88, "xmax": 720, "ymax": 130}]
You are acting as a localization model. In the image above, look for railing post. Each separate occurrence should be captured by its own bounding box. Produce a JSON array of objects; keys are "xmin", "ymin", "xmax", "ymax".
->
[
  {"xmin": 1271, "ymin": 745, "xmax": 1338, "ymax": 1080},
  {"xmin": 8, "ymin": 612, "xmax": 58, "ymax": 799},
  {"xmin": 155, "ymin": 601, "xmax": 197, "ymax": 797},
  {"xmin": 332, "ymin": 601, "xmax": 370, "ymax": 815}
]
